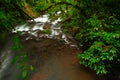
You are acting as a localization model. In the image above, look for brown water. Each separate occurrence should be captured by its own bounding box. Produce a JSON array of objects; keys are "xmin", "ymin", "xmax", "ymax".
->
[
  {"xmin": 0, "ymin": 15, "xmax": 106, "ymax": 80},
  {"xmin": 22, "ymin": 37, "xmax": 103, "ymax": 80}
]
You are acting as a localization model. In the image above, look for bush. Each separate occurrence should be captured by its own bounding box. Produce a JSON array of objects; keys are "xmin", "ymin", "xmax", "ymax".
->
[{"xmin": 76, "ymin": 15, "xmax": 120, "ymax": 75}]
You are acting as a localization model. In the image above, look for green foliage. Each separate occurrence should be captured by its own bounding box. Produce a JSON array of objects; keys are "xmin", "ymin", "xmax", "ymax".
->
[
  {"xmin": 12, "ymin": 35, "xmax": 23, "ymax": 51},
  {"xmin": 76, "ymin": 15, "xmax": 120, "ymax": 75},
  {"xmin": 43, "ymin": 28, "xmax": 51, "ymax": 34},
  {"xmin": 0, "ymin": 0, "xmax": 30, "ymax": 33},
  {"xmin": 21, "ymin": 70, "xmax": 28, "ymax": 78},
  {"xmin": 0, "ymin": 10, "xmax": 16, "ymax": 32},
  {"xmin": 78, "ymin": 41, "xmax": 118, "ymax": 74}
]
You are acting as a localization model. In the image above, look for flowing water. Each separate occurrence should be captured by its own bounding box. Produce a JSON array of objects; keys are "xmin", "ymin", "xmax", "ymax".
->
[
  {"xmin": 0, "ymin": 14, "xmax": 104, "ymax": 80},
  {"xmin": 0, "ymin": 39, "xmax": 22, "ymax": 80},
  {"xmin": 12, "ymin": 14, "xmax": 78, "ymax": 47}
]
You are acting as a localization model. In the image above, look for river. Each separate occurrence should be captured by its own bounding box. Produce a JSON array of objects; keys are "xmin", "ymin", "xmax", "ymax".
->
[{"xmin": 0, "ymin": 14, "xmax": 105, "ymax": 80}]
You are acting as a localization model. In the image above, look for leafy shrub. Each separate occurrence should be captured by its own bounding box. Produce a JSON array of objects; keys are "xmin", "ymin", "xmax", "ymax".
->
[{"xmin": 76, "ymin": 15, "xmax": 120, "ymax": 75}]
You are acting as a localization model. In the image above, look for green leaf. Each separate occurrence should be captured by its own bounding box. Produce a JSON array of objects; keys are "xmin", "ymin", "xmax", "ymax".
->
[
  {"xmin": 90, "ymin": 58, "xmax": 96, "ymax": 64},
  {"xmin": 110, "ymin": 49, "xmax": 116, "ymax": 54},
  {"xmin": 21, "ymin": 70, "xmax": 28, "ymax": 78},
  {"xmin": 30, "ymin": 65, "xmax": 34, "ymax": 71}
]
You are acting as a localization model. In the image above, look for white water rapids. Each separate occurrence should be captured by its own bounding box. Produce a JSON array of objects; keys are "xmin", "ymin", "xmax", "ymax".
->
[{"xmin": 12, "ymin": 14, "xmax": 78, "ymax": 47}]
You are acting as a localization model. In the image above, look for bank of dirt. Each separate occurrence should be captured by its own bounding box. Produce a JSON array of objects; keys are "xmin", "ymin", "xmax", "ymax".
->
[{"xmin": 21, "ymin": 37, "xmax": 105, "ymax": 80}]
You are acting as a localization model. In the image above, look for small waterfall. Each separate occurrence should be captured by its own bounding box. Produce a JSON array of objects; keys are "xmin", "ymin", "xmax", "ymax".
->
[{"xmin": 12, "ymin": 14, "xmax": 79, "ymax": 49}]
